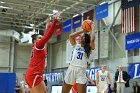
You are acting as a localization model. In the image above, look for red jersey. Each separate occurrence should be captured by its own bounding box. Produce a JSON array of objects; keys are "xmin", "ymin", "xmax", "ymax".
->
[
  {"xmin": 25, "ymin": 19, "xmax": 58, "ymax": 88},
  {"xmin": 26, "ymin": 19, "xmax": 58, "ymax": 74},
  {"xmin": 26, "ymin": 44, "xmax": 46, "ymax": 75}
]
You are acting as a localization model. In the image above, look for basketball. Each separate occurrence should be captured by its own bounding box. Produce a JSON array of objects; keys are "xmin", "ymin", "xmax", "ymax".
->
[{"xmin": 82, "ymin": 19, "xmax": 92, "ymax": 32}]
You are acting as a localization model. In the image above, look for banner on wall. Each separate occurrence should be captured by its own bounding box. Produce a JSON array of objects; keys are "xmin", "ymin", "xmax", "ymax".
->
[
  {"xmin": 73, "ymin": 15, "xmax": 82, "ymax": 29},
  {"xmin": 63, "ymin": 19, "xmax": 72, "ymax": 33},
  {"xmin": 54, "ymin": 24, "xmax": 62, "ymax": 37},
  {"xmin": 128, "ymin": 63, "xmax": 140, "ymax": 79},
  {"xmin": 95, "ymin": 3, "xmax": 108, "ymax": 20},
  {"xmin": 44, "ymin": 67, "xmax": 101, "ymax": 84},
  {"xmin": 86, "ymin": 67, "xmax": 101, "ymax": 81},
  {"xmin": 44, "ymin": 72, "xmax": 64, "ymax": 83},
  {"xmin": 122, "ymin": 0, "xmax": 140, "ymax": 9},
  {"xmin": 83, "ymin": 9, "xmax": 94, "ymax": 21},
  {"xmin": 125, "ymin": 33, "xmax": 140, "ymax": 50}
]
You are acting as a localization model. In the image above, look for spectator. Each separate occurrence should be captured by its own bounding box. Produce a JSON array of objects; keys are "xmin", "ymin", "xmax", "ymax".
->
[
  {"xmin": 15, "ymin": 83, "xmax": 21, "ymax": 93},
  {"xmin": 115, "ymin": 66, "xmax": 130, "ymax": 93},
  {"xmin": 20, "ymin": 80, "xmax": 25, "ymax": 93},
  {"xmin": 15, "ymin": 79, "xmax": 21, "ymax": 93},
  {"xmin": 131, "ymin": 81, "xmax": 140, "ymax": 93}
]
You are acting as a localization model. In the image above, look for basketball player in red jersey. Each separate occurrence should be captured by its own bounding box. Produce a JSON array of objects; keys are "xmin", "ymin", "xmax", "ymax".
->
[{"xmin": 24, "ymin": 13, "xmax": 61, "ymax": 93}]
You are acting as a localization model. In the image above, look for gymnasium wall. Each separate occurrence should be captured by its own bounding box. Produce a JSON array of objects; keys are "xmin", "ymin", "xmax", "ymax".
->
[
  {"xmin": 0, "ymin": 36, "xmax": 10, "ymax": 72},
  {"xmin": 50, "ymin": 32, "xmax": 70, "ymax": 71},
  {"xmin": 51, "ymin": 41, "xmax": 67, "ymax": 69},
  {"xmin": 14, "ymin": 44, "xmax": 31, "ymax": 73},
  {"xmin": 104, "ymin": 0, "xmax": 125, "ymax": 59},
  {"xmin": 0, "ymin": 34, "xmax": 31, "ymax": 73},
  {"xmin": 103, "ymin": 0, "xmax": 121, "ymax": 25},
  {"xmin": 109, "ymin": 25, "xmax": 126, "ymax": 59}
]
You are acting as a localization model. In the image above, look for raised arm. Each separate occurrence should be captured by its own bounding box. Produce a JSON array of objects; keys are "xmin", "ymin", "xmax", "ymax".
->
[
  {"xmin": 36, "ymin": 18, "xmax": 58, "ymax": 49},
  {"xmin": 69, "ymin": 31, "xmax": 84, "ymax": 46}
]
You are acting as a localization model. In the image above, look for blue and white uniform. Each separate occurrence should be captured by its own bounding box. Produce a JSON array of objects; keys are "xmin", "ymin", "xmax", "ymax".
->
[
  {"xmin": 64, "ymin": 44, "xmax": 90, "ymax": 85},
  {"xmin": 97, "ymin": 70, "xmax": 108, "ymax": 92}
]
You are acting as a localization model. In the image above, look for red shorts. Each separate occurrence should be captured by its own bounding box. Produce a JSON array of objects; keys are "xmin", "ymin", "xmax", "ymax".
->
[
  {"xmin": 72, "ymin": 82, "xmax": 77, "ymax": 92},
  {"xmin": 24, "ymin": 74, "xmax": 43, "ymax": 88}
]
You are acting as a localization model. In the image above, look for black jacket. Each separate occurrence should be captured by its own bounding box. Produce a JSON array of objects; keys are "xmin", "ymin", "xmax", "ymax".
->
[{"xmin": 115, "ymin": 71, "xmax": 130, "ymax": 87}]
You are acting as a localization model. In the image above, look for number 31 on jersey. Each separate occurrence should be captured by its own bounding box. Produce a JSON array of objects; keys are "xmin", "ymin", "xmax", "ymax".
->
[{"xmin": 77, "ymin": 52, "xmax": 83, "ymax": 60}]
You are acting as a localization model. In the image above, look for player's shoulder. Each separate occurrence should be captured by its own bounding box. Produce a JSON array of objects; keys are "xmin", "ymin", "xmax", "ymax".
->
[{"xmin": 33, "ymin": 43, "xmax": 45, "ymax": 51}]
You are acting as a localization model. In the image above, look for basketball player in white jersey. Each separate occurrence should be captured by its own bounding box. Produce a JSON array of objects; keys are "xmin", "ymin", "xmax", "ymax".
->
[
  {"xmin": 61, "ymin": 28, "xmax": 95, "ymax": 93},
  {"xmin": 96, "ymin": 65, "xmax": 113, "ymax": 93}
]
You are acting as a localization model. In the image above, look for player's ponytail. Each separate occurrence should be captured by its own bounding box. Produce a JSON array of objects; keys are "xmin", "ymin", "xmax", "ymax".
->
[
  {"xmin": 31, "ymin": 34, "xmax": 39, "ymax": 44},
  {"xmin": 84, "ymin": 33, "xmax": 91, "ymax": 58}
]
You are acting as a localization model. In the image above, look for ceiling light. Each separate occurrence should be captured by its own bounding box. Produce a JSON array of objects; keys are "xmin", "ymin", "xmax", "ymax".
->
[
  {"xmin": 30, "ymin": 24, "xmax": 34, "ymax": 27},
  {"xmin": 23, "ymin": 26, "xmax": 34, "ymax": 29},
  {"xmin": 53, "ymin": 10, "xmax": 58, "ymax": 13},
  {"xmin": 75, "ymin": 2, "xmax": 79, "ymax": 5},
  {"xmin": 48, "ymin": 13, "xmax": 53, "ymax": 16},
  {"xmin": 0, "ymin": 6, "xmax": 13, "ymax": 9},
  {"xmin": 66, "ymin": 7, "xmax": 70, "ymax": 10},
  {"xmin": 99, "ymin": 1, "xmax": 106, "ymax": 5},
  {"xmin": 0, "ymin": 1, "xmax": 5, "ymax": 4},
  {"xmin": 73, "ymin": 14, "xmax": 79, "ymax": 18},
  {"xmin": 62, "ymin": 9, "xmax": 65, "ymax": 12}
]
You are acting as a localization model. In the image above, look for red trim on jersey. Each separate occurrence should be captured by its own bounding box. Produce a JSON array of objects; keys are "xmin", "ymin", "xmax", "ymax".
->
[
  {"xmin": 72, "ymin": 82, "xmax": 77, "ymax": 92},
  {"xmin": 36, "ymin": 19, "xmax": 58, "ymax": 49},
  {"xmin": 25, "ymin": 74, "xmax": 43, "ymax": 88}
]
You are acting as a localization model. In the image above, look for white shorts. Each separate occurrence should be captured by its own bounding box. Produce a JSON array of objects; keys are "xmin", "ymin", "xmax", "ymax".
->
[
  {"xmin": 97, "ymin": 83, "xmax": 108, "ymax": 92},
  {"xmin": 64, "ymin": 65, "xmax": 87, "ymax": 85}
]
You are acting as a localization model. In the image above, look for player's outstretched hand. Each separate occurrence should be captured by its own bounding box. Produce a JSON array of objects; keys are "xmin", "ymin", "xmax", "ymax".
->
[
  {"xmin": 46, "ymin": 18, "xmax": 51, "ymax": 24},
  {"xmin": 53, "ymin": 12, "xmax": 61, "ymax": 20}
]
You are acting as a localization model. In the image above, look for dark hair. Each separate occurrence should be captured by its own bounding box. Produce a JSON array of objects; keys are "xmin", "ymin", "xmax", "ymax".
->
[
  {"xmin": 31, "ymin": 34, "xmax": 39, "ymax": 43},
  {"xmin": 84, "ymin": 33, "xmax": 91, "ymax": 58},
  {"xmin": 133, "ymin": 81, "xmax": 139, "ymax": 86},
  {"xmin": 132, "ymin": 81, "xmax": 139, "ymax": 92}
]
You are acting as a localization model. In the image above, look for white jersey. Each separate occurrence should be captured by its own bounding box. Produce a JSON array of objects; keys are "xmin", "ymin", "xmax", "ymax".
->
[
  {"xmin": 98, "ymin": 70, "xmax": 108, "ymax": 84},
  {"xmin": 70, "ymin": 44, "xmax": 89, "ymax": 68}
]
